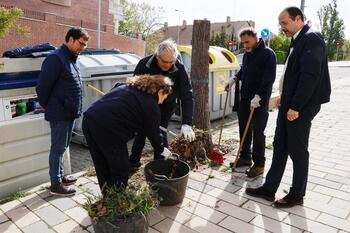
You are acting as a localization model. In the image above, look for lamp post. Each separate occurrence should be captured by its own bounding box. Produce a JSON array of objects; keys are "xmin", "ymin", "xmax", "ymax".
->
[
  {"xmin": 175, "ymin": 9, "xmax": 180, "ymax": 44},
  {"xmin": 97, "ymin": 0, "xmax": 101, "ymax": 48}
]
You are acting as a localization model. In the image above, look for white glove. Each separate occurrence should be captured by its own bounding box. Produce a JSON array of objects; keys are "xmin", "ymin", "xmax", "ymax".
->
[
  {"xmin": 161, "ymin": 147, "xmax": 172, "ymax": 160},
  {"xmin": 225, "ymin": 76, "xmax": 236, "ymax": 91},
  {"xmin": 181, "ymin": 124, "xmax": 195, "ymax": 142},
  {"xmin": 250, "ymin": 94, "xmax": 261, "ymax": 108}
]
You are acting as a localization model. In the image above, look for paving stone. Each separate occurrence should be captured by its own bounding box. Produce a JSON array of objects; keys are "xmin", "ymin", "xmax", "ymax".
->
[
  {"xmin": 36, "ymin": 189, "xmax": 52, "ymax": 199},
  {"xmin": 317, "ymin": 213, "xmax": 350, "ymax": 232},
  {"xmin": 148, "ymin": 227, "xmax": 161, "ymax": 233},
  {"xmin": 179, "ymin": 199, "xmax": 226, "ymax": 224},
  {"xmin": 22, "ymin": 220, "xmax": 55, "ymax": 233},
  {"xmin": 307, "ymin": 175, "xmax": 342, "ymax": 190},
  {"xmin": 19, "ymin": 193, "xmax": 50, "ymax": 211},
  {"xmin": 71, "ymin": 192, "xmax": 94, "ymax": 205},
  {"xmin": 184, "ymin": 188, "xmax": 219, "ymax": 207},
  {"xmin": 47, "ymin": 196, "xmax": 78, "ymax": 211},
  {"xmin": 205, "ymin": 177, "xmax": 241, "ymax": 193},
  {"xmin": 206, "ymin": 187, "xmax": 248, "ymax": 206},
  {"xmin": 86, "ymin": 225, "xmax": 95, "ymax": 233},
  {"xmin": 283, "ymin": 214, "xmax": 337, "ymax": 233},
  {"xmin": 0, "ymin": 220, "xmax": 22, "ymax": 233},
  {"xmin": 34, "ymin": 205, "xmax": 69, "ymax": 226},
  {"xmin": 242, "ymin": 200, "xmax": 289, "ymax": 221},
  {"xmin": 0, "ymin": 209, "xmax": 9, "ymax": 224},
  {"xmin": 313, "ymin": 185, "xmax": 350, "ymax": 201},
  {"xmin": 0, "ymin": 200, "xmax": 23, "ymax": 212},
  {"xmin": 185, "ymin": 216, "xmax": 232, "ymax": 233},
  {"xmin": 325, "ymin": 174, "xmax": 350, "ymax": 185},
  {"xmin": 219, "ymin": 216, "xmax": 265, "ymax": 233},
  {"xmin": 251, "ymin": 215, "xmax": 302, "ymax": 233},
  {"xmin": 340, "ymin": 184, "xmax": 350, "ymax": 193},
  {"xmin": 53, "ymin": 219, "xmax": 87, "ymax": 233},
  {"xmin": 75, "ymin": 177, "xmax": 91, "ymax": 186},
  {"xmin": 187, "ymin": 179, "xmax": 215, "ymax": 193},
  {"xmin": 158, "ymin": 206, "xmax": 193, "ymax": 224},
  {"xmin": 303, "ymin": 199, "xmax": 349, "ymax": 219},
  {"xmin": 312, "ymin": 165, "xmax": 349, "ymax": 177},
  {"xmin": 304, "ymin": 190, "xmax": 332, "ymax": 204},
  {"xmin": 153, "ymin": 218, "xmax": 198, "ymax": 233},
  {"xmin": 149, "ymin": 209, "xmax": 166, "ymax": 226},
  {"xmin": 80, "ymin": 182, "xmax": 101, "ymax": 197},
  {"xmin": 328, "ymin": 197, "xmax": 350, "ymax": 211},
  {"xmin": 5, "ymin": 206, "xmax": 40, "ymax": 228},
  {"xmin": 214, "ymin": 200, "xmax": 257, "ymax": 222},
  {"xmin": 64, "ymin": 206, "xmax": 92, "ymax": 227}
]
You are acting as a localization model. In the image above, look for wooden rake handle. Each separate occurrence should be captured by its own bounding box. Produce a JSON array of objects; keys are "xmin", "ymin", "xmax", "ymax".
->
[
  {"xmin": 231, "ymin": 107, "xmax": 255, "ymax": 171},
  {"xmin": 217, "ymin": 91, "xmax": 230, "ymax": 147}
]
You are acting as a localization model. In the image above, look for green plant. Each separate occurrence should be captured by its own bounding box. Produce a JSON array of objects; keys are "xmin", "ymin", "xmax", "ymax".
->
[
  {"xmin": 83, "ymin": 167, "xmax": 96, "ymax": 177},
  {"xmin": 84, "ymin": 183, "xmax": 159, "ymax": 223},
  {"xmin": 266, "ymin": 143, "xmax": 273, "ymax": 150},
  {"xmin": 0, "ymin": 191, "xmax": 32, "ymax": 205}
]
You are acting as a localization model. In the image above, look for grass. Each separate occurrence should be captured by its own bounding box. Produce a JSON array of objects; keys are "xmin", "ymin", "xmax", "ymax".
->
[
  {"xmin": 219, "ymin": 165, "xmax": 231, "ymax": 173},
  {"xmin": 265, "ymin": 143, "xmax": 273, "ymax": 150},
  {"xmin": 84, "ymin": 183, "xmax": 159, "ymax": 223},
  {"xmin": 206, "ymin": 175, "xmax": 215, "ymax": 180},
  {"xmin": 83, "ymin": 167, "xmax": 96, "ymax": 177},
  {"xmin": 0, "ymin": 191, "xmax": 32, "ymax": 205}
]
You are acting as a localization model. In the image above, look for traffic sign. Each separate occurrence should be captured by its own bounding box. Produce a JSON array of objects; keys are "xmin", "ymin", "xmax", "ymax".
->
[{"xmin": 261, "ymin": 28, "xmax": 270, "ymax": 39}]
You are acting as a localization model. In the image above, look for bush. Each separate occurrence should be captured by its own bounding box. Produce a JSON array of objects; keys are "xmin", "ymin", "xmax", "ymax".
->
[{"xmin": 275, "ymin": 51, "xmax": 287, "ymax": 64}]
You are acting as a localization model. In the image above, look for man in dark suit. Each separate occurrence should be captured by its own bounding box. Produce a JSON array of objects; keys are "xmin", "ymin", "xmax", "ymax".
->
[{"xmin": 245, "ymin": 6, "xmax": 331, "ymax": 208}]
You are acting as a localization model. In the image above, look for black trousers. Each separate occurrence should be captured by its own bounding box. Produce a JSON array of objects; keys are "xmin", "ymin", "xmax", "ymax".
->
[
  {"xmin": 130, "ymin": 103, "xmax": 175, "ymax": 163},
  {"xmin": 82, "ymin": 116, "xmax": 129, "ymax": 192},
  {"xmin": 263, "ymin": 105, "xmax": 321, "ymax": 198},
  {"xmin": 237, "ymin": 99, "xmax": 269, "ymax": 167}
]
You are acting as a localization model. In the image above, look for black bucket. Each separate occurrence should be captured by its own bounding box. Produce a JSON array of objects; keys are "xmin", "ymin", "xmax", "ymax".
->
[{"xmin": 144, "ymin": 155, "xmax": 190, "ymax": 205}]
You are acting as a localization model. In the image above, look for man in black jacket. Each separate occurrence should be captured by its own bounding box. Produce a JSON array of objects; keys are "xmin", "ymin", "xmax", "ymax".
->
[
  {"xmin": 226, "ymin": 28, "xmax": 276, "ymax": 178},
  {"xmin": 246, "ymin": 7, "xmax": 331, "ymax": 208},
  {"xmin": 36, "ymin": 27, "xmax": 89, "ymax": 196},
  {"xmin": 130, "ymin": 39, "xmax": 195, "ymax": 167}
]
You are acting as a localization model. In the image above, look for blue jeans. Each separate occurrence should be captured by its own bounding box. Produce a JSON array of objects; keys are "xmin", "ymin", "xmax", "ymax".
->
[{"xmin": 49, "ymin": 120, "xmax": 75, "ymax": 185}]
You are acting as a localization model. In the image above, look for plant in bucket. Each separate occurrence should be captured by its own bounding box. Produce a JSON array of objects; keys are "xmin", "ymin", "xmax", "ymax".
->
[{"xmin": 84, "ymin": 183, "xmax": 159, "ymax": 233}]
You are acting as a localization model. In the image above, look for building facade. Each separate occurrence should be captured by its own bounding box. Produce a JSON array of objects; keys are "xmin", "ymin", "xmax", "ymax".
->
[{"xmin": 0, "ymin": 0, "xmax": 145, "ymax": 56}]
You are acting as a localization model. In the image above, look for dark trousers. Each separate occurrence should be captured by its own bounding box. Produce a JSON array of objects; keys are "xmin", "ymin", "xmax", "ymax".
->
[
  {"xmin": 263, "ymin": 105, "xmax": 321, "ymax": 198},
  {"xmin": 238, "ymin": 100, "xmax": 269, "ymax": 167},
  {"xmin": 82, "ymin": 116, "xmax": 129, "ymax": 192},
  {"xmin": 130, "ymin": 103, "xmax": 175, "ymax": 163}
]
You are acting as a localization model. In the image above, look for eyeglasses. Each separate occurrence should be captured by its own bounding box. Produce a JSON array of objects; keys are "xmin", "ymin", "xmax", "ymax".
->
[
  {"xmin": 157, "ymin": 56, "xmax": 174, "ymax": 65},
  {"xmin": 76, "ymin": 39, "xmax": 87, "ymax": 47}
]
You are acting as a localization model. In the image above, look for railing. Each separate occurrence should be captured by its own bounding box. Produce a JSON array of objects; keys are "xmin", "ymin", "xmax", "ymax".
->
[{"xmin": 1, "ymin": 4, "xmax": 107, "ymax": 32}]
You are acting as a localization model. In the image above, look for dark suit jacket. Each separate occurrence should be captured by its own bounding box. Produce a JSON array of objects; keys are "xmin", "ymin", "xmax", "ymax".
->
[{"xmin": 281, "ymin": 25, "xmax": 331, "ymax": 112}]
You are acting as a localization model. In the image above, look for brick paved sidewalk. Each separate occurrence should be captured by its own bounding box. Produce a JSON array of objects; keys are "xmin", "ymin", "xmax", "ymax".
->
[{"xmin": 1, "ymin": 63, "xmax": 350, "ymax": 233}]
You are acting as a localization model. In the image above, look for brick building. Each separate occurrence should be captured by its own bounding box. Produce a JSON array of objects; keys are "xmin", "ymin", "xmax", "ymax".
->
[
  {"xmin": 162, "ymin": 16, "xmax": 255, "ymax": 49},
  {"xmin": 0, "ymin": 0, "xmax": 145, "ymax": 56}
]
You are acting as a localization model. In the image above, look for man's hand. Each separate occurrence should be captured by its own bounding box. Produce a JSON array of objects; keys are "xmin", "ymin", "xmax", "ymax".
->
[
  {"xmin": 181, "ymin": 124, "xmax": 195, "ymax": 142},
  {"xmin": 161, "ymin": 147, "xmax": 172, "ymax": 160},
  {"xmin": 250, "ymin": 94, "xmax": 261, "ymax": 109},
  {"xmin": 287, "ymin": 109, "xmax": 299, "ymax": 121},
  {"xmin": 225, "ymin": 76, "xmax": 237, "ymax": 92}
]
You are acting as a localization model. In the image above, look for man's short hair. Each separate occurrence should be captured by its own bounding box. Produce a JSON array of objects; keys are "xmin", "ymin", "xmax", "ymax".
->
[
  {"xmin": 156, "ymin": 39, "xmax": 179, "ymax": 60},
  {"xmin": 65, "ymin": 27, "xmax": 90, "ymax": 43},
  {"xmin": 239, "ymin": 28, "xmax": 258, "ymax": 38},
  {"xmin": 285, "ymin": 6, "xmax": 305, "ymax": 22}
]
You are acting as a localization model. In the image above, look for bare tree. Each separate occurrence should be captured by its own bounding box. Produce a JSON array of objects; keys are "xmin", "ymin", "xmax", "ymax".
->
[{"xmin": 191, "ymin": 20, "xmax": 211, "ymax": 131}]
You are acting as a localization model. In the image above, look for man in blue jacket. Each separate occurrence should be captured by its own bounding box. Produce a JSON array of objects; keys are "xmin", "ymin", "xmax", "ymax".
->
[
  {"xmin": 226, "ymin": 28, "xmax": 276, "ymax": 177},
  {"xmin": 36, "ymin": 27, "xmax": 89, "ymax": 196},
  {"xmin": 246, "ymin": 7, "xmax": 331, "ymax": 208},
  {"xmin": 129, "ymin": 39, "xmax": 195, "ymax": 168}
]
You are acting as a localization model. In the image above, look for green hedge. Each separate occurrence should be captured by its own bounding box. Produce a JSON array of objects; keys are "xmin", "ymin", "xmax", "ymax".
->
[{"xmin": 275, "ymin": 51, "xmax": 287, "ymax": 64}]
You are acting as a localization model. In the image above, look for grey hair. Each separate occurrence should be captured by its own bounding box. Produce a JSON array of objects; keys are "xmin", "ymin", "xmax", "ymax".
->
[{"xmin": 156, "ymin": 39, "xmax": 179, "ymax": 60}]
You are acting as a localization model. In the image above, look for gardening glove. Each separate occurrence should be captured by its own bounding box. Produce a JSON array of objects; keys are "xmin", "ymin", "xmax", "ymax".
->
[
  {"xmin": 225, "ymin": 76, "xmax": 236, "ymax": 92},
  {"xmin": 250, "ymin": 94, "xmax": 261, "ymax": 109},
  {"xmin": 181, "ymin": 124, "xmax": 195, "ymax": 142},
  {"xmin": 161, "ymin": 147, "xmax": 172, "ymax": 160}
]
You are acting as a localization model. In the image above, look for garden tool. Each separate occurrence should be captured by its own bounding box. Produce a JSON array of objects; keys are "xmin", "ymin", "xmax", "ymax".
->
[
  {"xmin": 230, "ymin": 107, "xmax": 255, "ymax": 171},
  {"xmin": 207, "ymin": 90, "xmax": 230, "ymax": 165}
]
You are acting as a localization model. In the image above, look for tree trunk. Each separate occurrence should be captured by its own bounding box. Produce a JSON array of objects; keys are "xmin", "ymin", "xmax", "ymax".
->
[{"xmin": 191, "ymin": 20, "xmax": 210, "ymax": 131}]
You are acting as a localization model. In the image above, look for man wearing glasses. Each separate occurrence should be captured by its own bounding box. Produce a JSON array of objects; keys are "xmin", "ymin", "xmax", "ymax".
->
[
  {"xmin": 130, "ymin": 39, "xmax": 195, "ymax": 169},
  {"xmin": 36, "ymin": 27, "xmax": 89, "ymax": 196}
]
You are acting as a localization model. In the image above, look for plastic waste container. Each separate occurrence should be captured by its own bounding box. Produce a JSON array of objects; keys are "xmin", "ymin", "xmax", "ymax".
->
[
  {"xmin": 177, "ymin": 45, "xmax": 240, "ymax": 120},
  {"xmin": 72, "ymin": 52, "xmax": 141, "ymax": 145}
]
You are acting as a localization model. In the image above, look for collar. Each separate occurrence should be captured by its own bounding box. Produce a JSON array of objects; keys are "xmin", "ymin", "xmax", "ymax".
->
[
  {"xmin": 61, "ymin": 44, "xmax": 78, "ymax": 62},
  {"xmin": 293, "ymin": 26, "xmax": 303, "ymax": 40},
  {"xmin": 248, "ymin": 38, "xmax": 265, "ymax": 54},
  {"xmin": 146, "ymin": 54, "xmax": 179, "ymax": 73},
  {"xmin": 292, "ymin": 24, "xmax": 310, "ymax": 46}
]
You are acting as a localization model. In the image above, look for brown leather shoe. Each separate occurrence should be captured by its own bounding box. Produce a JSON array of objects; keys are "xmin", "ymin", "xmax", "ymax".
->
[
  {"xmin": 274, "ymin": 195, "xmax": 303, "ymax": 208},
  {"xmin": 245, "ymin": 186, "xmax": 275, "ymax": 201},
  {"xmin": 245, "ymin": 166, "xmax": 264, "ymax": 178},
  {"xmin": 50, "ymin": 183, "xmax": 76, "ymax": 197},
  {"xmin": 62, "ymin": 176, "xmax": 77, "ymax": 186}
]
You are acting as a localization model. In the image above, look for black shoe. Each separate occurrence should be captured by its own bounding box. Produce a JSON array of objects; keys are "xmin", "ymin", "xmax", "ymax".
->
[
  {"xmin": 274, "ymin": 195, "xmax": 303, "ymax": 208},
  {"xmin": 245, "ymin": 186, "xmax": 275, "ymax": 201},
  {"xmin": 130, "ymin": 161, "xmax": 142, "ymax": 173},
  {"xmin": 62, "ymin": 176, "xmax": 77, "ymax": 186},
  {"xmin": 50, "ymin": 183, "xmax": 76, "ymax": 197}
]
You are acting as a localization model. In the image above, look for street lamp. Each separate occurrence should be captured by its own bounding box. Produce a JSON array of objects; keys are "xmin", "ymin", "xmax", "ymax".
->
[
  {"xmin": 97, "ymin": 0, "xmax": 101, "ymax": 48},
  {"xmin": 175, "ymin": 9, "xmax": 180, "ymax": 44}
]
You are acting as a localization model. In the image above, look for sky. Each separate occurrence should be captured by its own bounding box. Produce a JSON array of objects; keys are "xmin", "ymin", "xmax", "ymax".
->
[{"xmin": 132, "ymin": 0, "xmax": 350, "ymax": 39}]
